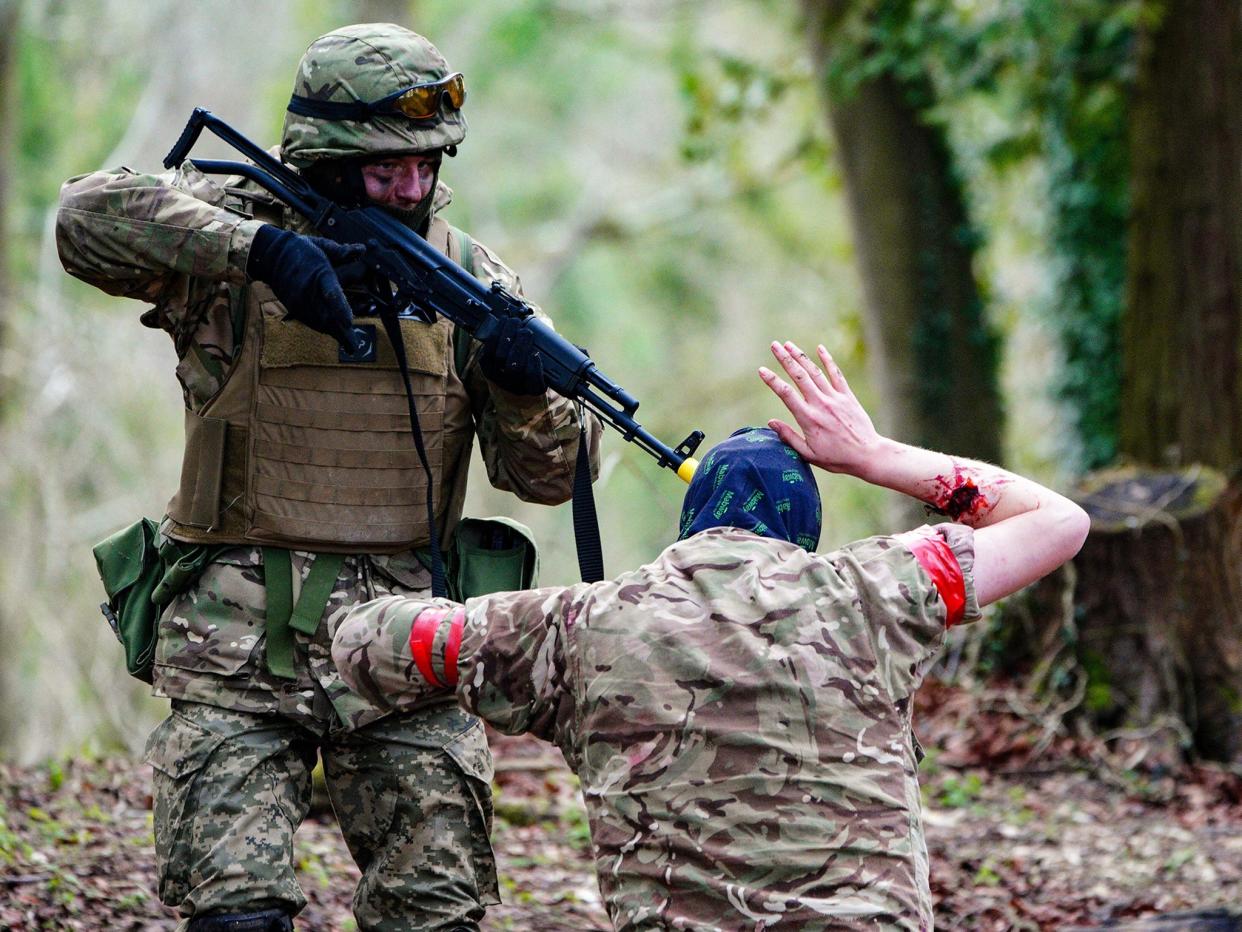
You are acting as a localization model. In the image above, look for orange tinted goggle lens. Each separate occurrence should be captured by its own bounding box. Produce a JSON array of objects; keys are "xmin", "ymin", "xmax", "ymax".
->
[{"xmin": 391, "ymin": 73, "xmax": 466, "ymax": 119}]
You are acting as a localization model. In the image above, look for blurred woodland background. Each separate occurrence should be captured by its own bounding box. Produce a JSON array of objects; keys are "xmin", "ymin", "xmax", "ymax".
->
[{"xmin": 0, "ymin": 0, "xmax": 1239, "ymax": 780}]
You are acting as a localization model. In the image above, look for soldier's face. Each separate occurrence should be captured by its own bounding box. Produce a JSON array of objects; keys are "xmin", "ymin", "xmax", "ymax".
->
[{"xmin": 360, "ymin": 155, "xmax": 438, "ymax": 209}]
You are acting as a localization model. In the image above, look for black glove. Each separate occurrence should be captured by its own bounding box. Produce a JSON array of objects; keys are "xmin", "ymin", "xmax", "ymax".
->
[
  {"xmin": 477, "ymin": 314, "xmax": 549, "ymax": 396},
  {"xmin": 246, "ymin": 224, "xmax": 367, "ymax": 351}
]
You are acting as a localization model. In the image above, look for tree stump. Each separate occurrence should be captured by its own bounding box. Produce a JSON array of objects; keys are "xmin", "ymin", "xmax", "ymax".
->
[{"xmin": 1072, "ymin": 466, "xmax": 1242, "ymax": 762}]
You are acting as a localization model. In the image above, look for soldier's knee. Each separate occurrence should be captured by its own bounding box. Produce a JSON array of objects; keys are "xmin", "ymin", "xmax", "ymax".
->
[
  {"xmin": 146, "ymin": 705, "xmax": 312, "ymax": 914},
  {"xmin": 186, "ymin": 908, "xmax": 293, "ymax": 931},
  {"xmin": 327, "ymin": 713, "xmax": 499, "ymax": 927}
]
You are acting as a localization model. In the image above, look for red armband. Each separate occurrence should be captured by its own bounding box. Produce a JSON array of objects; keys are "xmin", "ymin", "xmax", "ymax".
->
[
  {"xmin": 897, "ymin": 530, "xmax": 967, "ymax": 628},
  {"xmin": 408, "ymin": 607, "xmax": 466, "ymax": 689},
  {"xmin": 409, "ymin": 609, "xmax": 448, "ymax": 689}
]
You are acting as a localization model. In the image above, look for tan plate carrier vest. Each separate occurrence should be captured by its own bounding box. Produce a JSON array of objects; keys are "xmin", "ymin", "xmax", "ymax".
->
[{"xmin": 165, "ymin": 217, "xmax": 466, "ymax": 554}]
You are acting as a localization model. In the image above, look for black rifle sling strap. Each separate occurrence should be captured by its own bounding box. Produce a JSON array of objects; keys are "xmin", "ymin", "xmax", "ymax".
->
[
  {"xmin": 572, "ymin": 408, "xmax": 605, "ymax": 583},
  {"xmin": 453, "ymin": 226, "xmax": 604, "ymax": 585},
  {"xmin": 379, "ymin": 309, "xmax": 448, "ymax": 598}
]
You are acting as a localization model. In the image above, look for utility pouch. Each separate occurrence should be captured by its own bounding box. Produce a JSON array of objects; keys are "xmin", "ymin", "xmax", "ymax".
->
[
  {"xmin": 446, "ymin": 517, "xmax": 539, "ymax": 602},
  {"xmin": 92, "ymin": 518, "xmax": 163, "ymax": 684},
  {"xmin": 154, "ymin": 535, "xmax": 226, "ymax": 605},
  {"xmin": 93, "ymin": 519, "xmax": 225, "ymax": 683}
]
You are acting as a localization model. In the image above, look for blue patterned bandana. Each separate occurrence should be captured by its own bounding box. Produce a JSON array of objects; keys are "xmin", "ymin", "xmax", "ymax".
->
[{"xmin": 677, "ymin": 427, "xmax": 822, "ymax": 551}]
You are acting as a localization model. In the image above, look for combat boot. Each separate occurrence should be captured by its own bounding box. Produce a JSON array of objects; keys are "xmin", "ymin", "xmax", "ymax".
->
[{"xmin": 186, "ymin": 908, "xmax": 293, "ymax": 931}]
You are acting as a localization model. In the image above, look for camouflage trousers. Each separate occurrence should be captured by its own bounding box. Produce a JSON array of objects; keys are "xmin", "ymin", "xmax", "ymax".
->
[{"xmin": 145, "ymin": 698, "xmax": 499, "ymax": 930}]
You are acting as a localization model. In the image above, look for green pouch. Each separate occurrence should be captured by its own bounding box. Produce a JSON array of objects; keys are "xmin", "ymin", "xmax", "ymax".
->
[
  {"xmin": 447, "ymin": 517, "xmax": 539, "ymax": 602},
  {"xmin": 92, "ymin": 518, "xmax": 163, "ymax": 684},
  {"xmin": 154, "ymin": 536, "xmax": 225, "ymax": 605},
  {"xmin": 92, "ymin": 519, "xmax": 225, "ymax": 684}
]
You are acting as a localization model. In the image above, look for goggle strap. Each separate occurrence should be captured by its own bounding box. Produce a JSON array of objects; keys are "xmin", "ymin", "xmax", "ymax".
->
[
  {"xmin": 288, "ymin": 74, "xmax": 462, "ymax": 122},
  {"xmin": 287, "ymin": 95, "xmax": 377, "ymax": 121}
]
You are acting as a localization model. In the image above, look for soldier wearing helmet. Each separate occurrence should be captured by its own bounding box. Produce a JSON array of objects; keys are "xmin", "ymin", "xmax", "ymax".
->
[
  {"xmin": 57, "ymin": 23, "xmax": 598, "ymax": 932},
  {"xmin": 284, "ymin": 25, "xmax": 468, "ymax": 234}
]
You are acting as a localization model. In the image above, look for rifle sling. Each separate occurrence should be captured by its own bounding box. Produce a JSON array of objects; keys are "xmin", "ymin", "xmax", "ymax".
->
[
  {"xmin": 572, "ymin": 417, "xmax": 605, "ymax": 583},
  {"xmin": 379, "ymin": 308, "xmax": 448, "ymax": 599}
]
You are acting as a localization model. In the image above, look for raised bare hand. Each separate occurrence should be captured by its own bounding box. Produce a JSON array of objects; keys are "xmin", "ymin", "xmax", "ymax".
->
[{"xmin": 758, "ymin": 341, "xmax": 884, "ymax": 476}]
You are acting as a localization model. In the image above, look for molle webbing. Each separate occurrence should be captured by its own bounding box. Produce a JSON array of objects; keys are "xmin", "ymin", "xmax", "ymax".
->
[
  {"xmin": 250, "ymin": 317, "xmax": 449, "ymax": 547},
  {"xmin": 165, "ymin": 218, "xmax": 473, "ymax": 553}
]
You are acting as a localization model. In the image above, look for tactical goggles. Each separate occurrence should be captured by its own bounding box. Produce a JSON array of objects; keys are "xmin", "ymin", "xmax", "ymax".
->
[{"xmin": 288, "ymin": 73, "xmax": 466, "ymax": 122}]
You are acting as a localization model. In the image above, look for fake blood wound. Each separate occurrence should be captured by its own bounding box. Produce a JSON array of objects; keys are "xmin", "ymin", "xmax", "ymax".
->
[{"xmin": 926, "ymin": 466, "xmax": 995, "ymax": 521}]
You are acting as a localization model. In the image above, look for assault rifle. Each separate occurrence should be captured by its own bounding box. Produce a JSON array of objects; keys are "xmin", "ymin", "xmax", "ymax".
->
[{"xmin": 164, "ymin": 108, "xmax": 704, "ymax": 483}]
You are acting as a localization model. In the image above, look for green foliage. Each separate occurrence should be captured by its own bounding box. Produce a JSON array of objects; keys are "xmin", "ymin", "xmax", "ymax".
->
[
  {"xmin": 802, "ymin": 1, "xmax": 1009, "ymax": 460},
  {"xmin": 973, "ymin": 859, "xmax": 1002, "ymax": 886},
  {"xmin": 670, "ymin": 6, "xmax": 819, "ymax": 179},
  {"xmin": 115, "ymin": 890, "xmax": 150, "ymax": 910},
  {"xmin": 976, "ymin": 2, "xmax": 1139, "ymax": 471},
  {"xmin": 11, "ymin": 22, "xmax": 144, "ymax": 278},
  {"xmin": 297, "ymin": 849, "xmax": 333, "ymax": 889},
  {"xmin": 935, "ymin": 772, "xmax": 985, "ymax": 808},
  {"xmin": 1163, "ymin": 847, "xmax": 1196, "ymax": 874},
  {"xmin": 1081, "ymin": 648, "xmax": 1116, "ymax": 715},
  {"xmin": 811, "ymin": 0, "xmax": 1145, "ymax": 469},
  {"xmin": 565, "ymin": 807, "xmax": 592, "ymax": 851},
  {"xmin": 486, "ymin": 2, "xmax": 558, "ymax": 63},
  {"xmin": 676, "ymin": 47, "xmax": 803, "ymax": 163},
  {"xmin": 1038, "ymin": 15, "xmax": 1134, "ymax": 470},
  {"xmin": 492, "ymin": 789, "xmax": 590, "ymax": 851},
  {"xmin": 0, "ymin": 806, "xmax": 32, "ymax": 865}
]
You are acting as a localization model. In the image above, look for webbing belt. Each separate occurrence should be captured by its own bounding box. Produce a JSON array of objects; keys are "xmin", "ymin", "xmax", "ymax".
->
[{"xmin": 262, "ymin": 548, "xmax": 345, "ymax": 680}]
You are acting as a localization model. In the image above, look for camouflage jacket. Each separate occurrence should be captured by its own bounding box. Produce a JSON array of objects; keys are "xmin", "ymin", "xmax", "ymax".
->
[
  {"xmin": 335, "ymin": 524, "xmax": 981, "ymax": 929},
  {"xmin": 56, "ymin": 160, "xmax": 599, "ymax": 731}
]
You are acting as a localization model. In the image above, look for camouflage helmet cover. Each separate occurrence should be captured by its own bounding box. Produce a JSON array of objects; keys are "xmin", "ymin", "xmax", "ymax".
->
[{"xmin": 281, "ymin": 23, "xmax": 467, "ymax": 167}]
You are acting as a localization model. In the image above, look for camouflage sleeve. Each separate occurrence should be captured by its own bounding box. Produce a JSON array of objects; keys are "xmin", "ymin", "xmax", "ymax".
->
[
  {"xmin": 332, "ymin": 594, "xmax": 462, "ymax": 712},
  {"xmin": 56, "ymin": 161, "xmax": 263, "ymax": 322},
  {"xmin": 833, "ymin": 523, "xmax": 980, "ymax": 698},
  {"xmin": 455, "ymin": 585, "xmax": 585, "ymax": 742},
  {"xmin": 332, "ymin": 585, "xmax": 583, "ymax": 742},
  {"xmin": 459, "ymin": 238, "xmax": 602, "ymax": 505}
]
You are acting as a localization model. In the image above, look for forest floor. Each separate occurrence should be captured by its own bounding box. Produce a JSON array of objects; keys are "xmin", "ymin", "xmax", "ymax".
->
[{"xmin": 2, "ymin": 678, "xmax": 1240, "ymax": 931}]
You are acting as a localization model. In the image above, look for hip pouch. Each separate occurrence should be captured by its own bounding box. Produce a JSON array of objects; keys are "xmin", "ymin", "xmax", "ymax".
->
[
  {"xmin": 93, "ymin": 519, "xmax": 163, "ymax": 683},
  {"xmin": 92, "ymin": 519, "xmax": 222, "ymax": 683},
  {"xmin": 447, "ymin": 516, "xmax": 539, "ymax": 602}
]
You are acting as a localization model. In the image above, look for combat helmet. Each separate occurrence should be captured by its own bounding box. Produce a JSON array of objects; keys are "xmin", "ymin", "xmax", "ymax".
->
[{"xmin": 281, "ymin": 23, "xmax": 467, "ymax": 168}]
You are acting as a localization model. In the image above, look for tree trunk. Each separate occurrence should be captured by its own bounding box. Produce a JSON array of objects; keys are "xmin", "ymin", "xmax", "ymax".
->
[
  {"xmin": 1120, "ymin": 0, "xmax": 1242, "ymax": 468},
  {"xmin": 1067, "ymin": 0, "xmax": 1242, "ymax": 764},
  {"xmin": 1073, "ymin": 468, "xmax": 1242, "ymax": 763},
  {"xmin": 800, "ymin": 0, "xmax": 1004, "ymax": 524}
]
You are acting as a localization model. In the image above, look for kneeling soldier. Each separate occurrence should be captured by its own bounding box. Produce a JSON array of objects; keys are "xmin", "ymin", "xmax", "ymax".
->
[{"xmin": 333, "ymin": 341, "xmax": 1089, "ymax": 930}]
